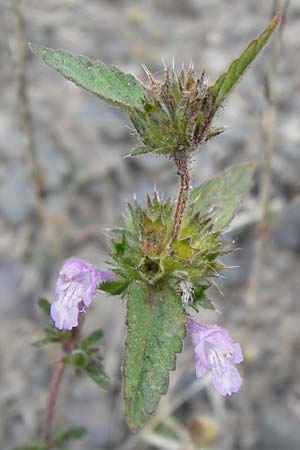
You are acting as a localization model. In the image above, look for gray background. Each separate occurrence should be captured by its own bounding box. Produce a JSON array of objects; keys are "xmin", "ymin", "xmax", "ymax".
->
[{"xmin": 1, "ymin": 0, "xmax": 300, "ymax": 449}]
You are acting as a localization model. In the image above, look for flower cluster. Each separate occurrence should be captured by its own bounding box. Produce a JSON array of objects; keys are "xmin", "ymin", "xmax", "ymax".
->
[
  {"xmin": 51, "ymin": 258, "xmax": 115, "ymax": 330},
  {"xmin": 187, "ymin": 318, "xmax": 243, "ymax": 396},
  {"xmin": 50, "ymin": 258, "xmax": 244, "ymax": 396}
]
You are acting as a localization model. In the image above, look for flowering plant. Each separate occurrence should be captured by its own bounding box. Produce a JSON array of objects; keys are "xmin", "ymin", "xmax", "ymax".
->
[{"xmin": 17, "ymin": 14, "xmax": 279, "ymax": 449}]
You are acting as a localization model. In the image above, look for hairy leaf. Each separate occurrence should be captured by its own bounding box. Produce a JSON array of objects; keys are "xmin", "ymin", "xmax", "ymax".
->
[
  {"xmin": 209, "ymin": 15, "xmax": 280, "ymax": 109},
  {"xmin": 185, "ymin": 162, "xmax": 254, "ymax": 231},
  {"xmin": 30, "ymin": 44, "xmax": 149, "ymax": 112},
  {"xmin": 124, "ymin": 282, "xmax": 186, "ymax": 431}
]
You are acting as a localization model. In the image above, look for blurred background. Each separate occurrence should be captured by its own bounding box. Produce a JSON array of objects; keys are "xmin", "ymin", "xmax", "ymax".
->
[{"xmin": 1, "ymin": 0, "xmax": 300, "ymax": 449}]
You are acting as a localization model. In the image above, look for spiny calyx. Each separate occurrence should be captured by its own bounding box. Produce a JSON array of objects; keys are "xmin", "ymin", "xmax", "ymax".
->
[
  {"xmin": 106, "ymin": 193, "xmax": 231, "ymax": 311},
  {"xmin": 129, "ymin": 65, "xmax": 225, "ymax": 157}
]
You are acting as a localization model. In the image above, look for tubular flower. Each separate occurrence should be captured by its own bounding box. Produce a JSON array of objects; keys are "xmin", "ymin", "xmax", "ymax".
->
[
  {"xmin": 187, "ymin": 318, "xmax": 243, "ymax": 396},
  {"xmin": 51, "ymin": 258, "xmax": 115, "ymax": 330}
]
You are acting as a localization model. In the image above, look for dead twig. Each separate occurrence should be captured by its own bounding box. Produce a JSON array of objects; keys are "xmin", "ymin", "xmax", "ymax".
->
[{"xmin": 244, "ymin": 0, "xmax": 290, "ymax": 327}]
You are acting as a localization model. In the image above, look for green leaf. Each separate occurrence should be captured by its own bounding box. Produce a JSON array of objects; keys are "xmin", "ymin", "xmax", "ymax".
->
[
  {"xmin": 37, "ymin": 298, "xmax": 51, "ymax": 317},
  {"xmin": 124, "ymin": 282, "xmax": 186, "ymax": 431},
  {"xmin": 129, "ymin": 146, "xmax": 154, "ymax": 157},
  {"xmin": 84, "ymin": 358, "xmax": 110, "ymax": 389},
  {"xmin": 99, "ymin": 278, "xmax": 128, "ymax": 295},
  {"xmin": 30, "ymin": 44, "xmax": 149, "ymax": 112},
  {"xmin": 192, "ymin": 286, "xmax": 215, "ymax": 311},
  {"xmin": 81, "ymin": 329, "xmax": 103, "ymax": 349},
  {"xmin": 185, "ymin": 162, "xmax": 254, "ymax": 232},
  {"xmin": 209, "ymin": 15, "xmax": 280, "ymax": 109},
  {"xmin": 14, "ymin": 443, "xmax": 45, "ymax": 450},
  {"xmin": 54, "ymin": 425, "xmax": 88, "ymax": 444},
  {"xmin": 33, "ymin": 326, "xmax": 70, "ymax": 347}
]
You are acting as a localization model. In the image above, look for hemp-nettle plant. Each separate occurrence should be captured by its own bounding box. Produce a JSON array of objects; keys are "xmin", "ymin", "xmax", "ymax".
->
[{"xmin": 24, "ymin": 14, "xmax": 279, "ymax": 447}]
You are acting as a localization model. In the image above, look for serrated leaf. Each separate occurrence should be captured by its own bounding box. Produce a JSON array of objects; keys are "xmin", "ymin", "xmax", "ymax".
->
[
  {"xmin": 185, "ymin": 162, "xmax": 254, "ymax": 232},
  {"xmin": 37, "ymin": 298, "xmax": 51, "ymax": 317},
  {"xmin": 124, "ymin": 282, "xmax": 186, "ymax": 431},
  {"xmin": 30, "ymin": 44, "xmax": 149, "ymax": 112},
  {"xmin": 209, "ymin": 15, "xmax": 280, "ymax": 109},
  {"xmin": 99, "ymin": 278, "xmax": 128, "ymax": 295}
]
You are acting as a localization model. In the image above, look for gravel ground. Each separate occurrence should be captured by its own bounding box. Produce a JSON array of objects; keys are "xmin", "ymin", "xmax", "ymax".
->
[{"xmin": 1, "ymin": 1, "xmax": 300, "ymax": 449}]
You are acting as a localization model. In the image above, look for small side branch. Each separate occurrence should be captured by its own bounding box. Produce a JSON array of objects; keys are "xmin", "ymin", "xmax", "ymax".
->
[
  {"xmin": 42, "ymin": 362, "xmax": 65, "ymax": 448},
  {"xmin": 171, "ymin": 151, "xmax": 190, "ymax": 240},
  {"xmin": 42, "ymin": 325, "xmax": 81, "ymax": 448},
  {"xmin": 15, "ymin": 0, "xmax": 45, "ymax": 222}
]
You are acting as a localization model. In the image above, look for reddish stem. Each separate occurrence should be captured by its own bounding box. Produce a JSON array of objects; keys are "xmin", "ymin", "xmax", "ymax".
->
[
  {"xmin": 171, "ymin": 151, "xmax": 190, "ymax": 239},
  {"xmin": 42, "ymin": 325, "xmax": 81, "ymax": 448}
]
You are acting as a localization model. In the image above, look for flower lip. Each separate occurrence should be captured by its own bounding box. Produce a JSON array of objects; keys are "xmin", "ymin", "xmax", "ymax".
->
[
  {"xmin": 50, "ymin": 257, "xmax": 116, "ymax": 330},
  {"xmin": 187, "ymin": 318, "xmax": 243, "ymax": 396}
]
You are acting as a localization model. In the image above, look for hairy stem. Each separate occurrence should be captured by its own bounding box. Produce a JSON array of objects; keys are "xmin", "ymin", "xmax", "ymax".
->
[
  {"xmin": 42, "ymin": 325, "xmax": 81, "ymax": 448},
  {"xmin": 171, "ymin": 151, "xmax": 190, "ymax": 239},
  {"xmin": 42, "ymin": 362, "xmax": 65, "ymax": 448}
]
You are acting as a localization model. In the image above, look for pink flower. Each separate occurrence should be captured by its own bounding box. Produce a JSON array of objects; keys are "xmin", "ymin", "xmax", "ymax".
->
[
  {"xmin": 187, "ymin": 318, "xmax": 243, "ymax": 396},
  {"xmin": 51, "ymin": 258, "xmax": 115, "ymax": 330}
]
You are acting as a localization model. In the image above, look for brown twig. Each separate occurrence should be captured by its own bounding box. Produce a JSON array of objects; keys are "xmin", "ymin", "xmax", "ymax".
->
[
  {"xmin": 15, "ymin": 0, "xmax": 46, "ymax": 223},
  {"xmin": 244, "ymin": 1, "xmax": 289, "ymax": 327},
  {"xmin": 171, "ymin": 150, "xmax": 190, "ymax": 240},
  {"xmin": 42, "ymin": 325, "xmax": 81, "ymax": 448}
]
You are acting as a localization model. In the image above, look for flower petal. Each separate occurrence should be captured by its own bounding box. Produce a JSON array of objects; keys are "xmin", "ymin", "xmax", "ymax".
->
[
  {"xmin": 187, "ymin": 318, "xmax": 216, "ymax": 346},
  {"xmin": 194, "ymin": 346, "xmax": 209, "ymax": 378},
  {"xmin": 50, "ymin": 301, "xmax": 79, "ymax": 330},
  {"xmin": 51, "ymin": 257, "xmax": 116, "ymax": 330},
  {"xmin": 231, "ymin": 342, "xmax": 243, "ymax": 364},
  {"xmin": 211, "ymin": 365, "xmax": 242, "ymax": 396}
]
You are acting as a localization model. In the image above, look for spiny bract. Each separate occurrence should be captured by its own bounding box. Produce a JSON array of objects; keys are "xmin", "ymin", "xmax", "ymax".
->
[{"xmin": 105, "ymin": 193, "xmax": 232, "ymax": 311}]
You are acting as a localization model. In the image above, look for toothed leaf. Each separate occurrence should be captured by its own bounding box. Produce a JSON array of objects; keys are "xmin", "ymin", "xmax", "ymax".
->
[
  {"xmin": 30, "ymin": 44, "xmax": 149, "ymax": 112},
  {"xmin": 186, "ymin": 162, "xmax": 254, "ymax": 231},
  {"xmin": 124, "ymin": 282, "xmax": 186, "ymax": 431},
  {"xmin": 209, "ymin": 15, "xmax": 280, "ymax": 109}
]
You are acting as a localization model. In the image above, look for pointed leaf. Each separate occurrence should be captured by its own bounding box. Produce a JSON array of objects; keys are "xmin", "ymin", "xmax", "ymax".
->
[
  {"xmin": 37, "ymin": 298, "xmax": 51, "ymax": 317},
  {"xmin": 129, "ymin": 146, "xmax": 154, "ymax": 157},
  {"xmin": 99, "ymin": 278, "xmax": 128, "ymax": 295},
  {"xmin": 54, "ymin": 426, "xmax": 88, "ymax": 444},
  {"xmin": 30, "ymin": 44, "xmax": 149, "ymax": 112},
  {"xmin": 84, "ymin": 358, "xmax": 110, "ymax": 389},
  {"xmin": 124, "ymin": 282, "xmax": 186, "ymax": 431},
  {"xmin": 185, "ymin": 162, "xmax": 254, "ymax": 231},
  {"xmin": 192, "ymin": 286, "xmax": 215, "ymax": 311},
  {"xmin": 81, "ymin": 329, "xmax": 103, "ymax": 349},
  {"xmin": 209, "ymin": 15, "xmax": 280, "ymax": 109}
]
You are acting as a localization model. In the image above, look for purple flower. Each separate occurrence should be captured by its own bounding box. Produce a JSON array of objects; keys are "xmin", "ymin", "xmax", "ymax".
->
[
  {"xmin": 187, "ymin": 318, "xmax": 243, "ymax": 396},
  {"xmin": 51, "ymin": 258, "xmax": 115, "ymax": 330}
]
